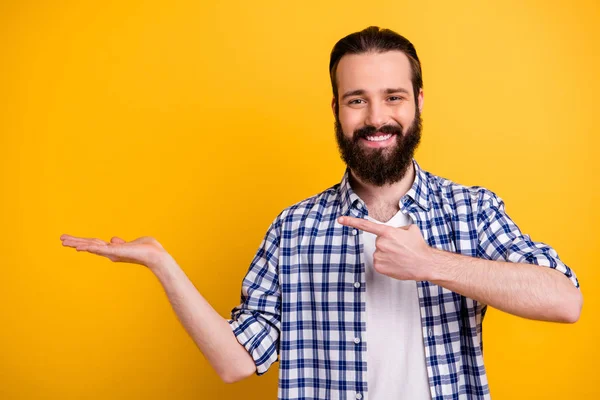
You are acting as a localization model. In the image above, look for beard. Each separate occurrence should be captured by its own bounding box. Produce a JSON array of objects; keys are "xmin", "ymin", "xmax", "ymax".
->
[{"xmin": 334, "ymin": 108, "xmax": 422, "ymax": 187}]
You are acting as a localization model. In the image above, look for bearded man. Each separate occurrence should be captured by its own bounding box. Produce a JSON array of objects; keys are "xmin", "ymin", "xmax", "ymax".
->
[{"xmin": 61, "ymin": 26, "xmax": 582, "ymax": 400}]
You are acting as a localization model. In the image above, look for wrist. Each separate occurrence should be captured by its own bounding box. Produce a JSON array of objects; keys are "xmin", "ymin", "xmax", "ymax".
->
[
  {"xmin": 427, "ymin": 247, "xmax": 466, "ymax": 286},
  {"xmin": 424, "ymin": 247, "xmax": 450, "ymax": 283},
  {"xmin": 148, "ymin": 251, "xmax": 177, "ymax": 275}
]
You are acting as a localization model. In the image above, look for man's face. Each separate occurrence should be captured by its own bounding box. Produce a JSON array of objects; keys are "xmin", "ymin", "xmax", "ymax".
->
[{"xmin": 332, "ymin": 51, "xmax": 424, "ymax": 186}]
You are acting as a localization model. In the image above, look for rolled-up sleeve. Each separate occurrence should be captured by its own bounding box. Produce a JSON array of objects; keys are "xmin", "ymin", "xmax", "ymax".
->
[
  {"xmin": 228, "ymin": 217, "xmax": 281, "ymax": 375},
  {"xmin": 476, "ymin": 190, "xmax": 579, "ymax": 288}
]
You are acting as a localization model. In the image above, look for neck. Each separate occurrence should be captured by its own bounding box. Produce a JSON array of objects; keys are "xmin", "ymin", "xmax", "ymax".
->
[{"xmin": 349, "ymin": 161, "xmax": 416, "ymax": 211}]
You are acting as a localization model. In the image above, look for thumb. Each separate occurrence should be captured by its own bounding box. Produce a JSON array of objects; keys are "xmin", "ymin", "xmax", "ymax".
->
[{"xmin": 110, "ymin": 237, "xmax": 127, "ymax": 244}]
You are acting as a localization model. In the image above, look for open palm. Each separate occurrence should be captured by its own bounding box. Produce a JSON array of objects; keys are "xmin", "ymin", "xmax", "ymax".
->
[{"xmin": 60, "ymin": 234, "xmax": 169, "ymax": 269}]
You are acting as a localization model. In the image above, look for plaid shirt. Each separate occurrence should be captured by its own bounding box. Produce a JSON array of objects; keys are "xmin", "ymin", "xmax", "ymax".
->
[{"xmin": 228, "ymin": 159, "xmax": 579, "ymax": 400}]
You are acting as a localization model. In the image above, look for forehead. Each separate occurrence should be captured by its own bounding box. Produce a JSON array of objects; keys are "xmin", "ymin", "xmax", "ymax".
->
[{"xmin": 335, "ymin": 51, "xmax": 413, "ymax": 95}]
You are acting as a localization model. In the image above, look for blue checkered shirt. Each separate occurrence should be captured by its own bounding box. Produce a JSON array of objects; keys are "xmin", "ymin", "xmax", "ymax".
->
[{"xmin": 228, "ymin": 159, "xmax": 579, "ymax": 400}]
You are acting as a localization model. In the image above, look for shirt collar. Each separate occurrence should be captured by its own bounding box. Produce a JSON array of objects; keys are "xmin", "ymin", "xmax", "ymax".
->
[
  {"xmin": 338, "ymin": 167, "xmax": 365, "ymax": 217},
  {"xmin": 403, "ymin": 158, "xmax": 431, "ymax": 211},
  {"xmin": 338, "ymin": 158, "xmax": 431, "ymax": 217}
]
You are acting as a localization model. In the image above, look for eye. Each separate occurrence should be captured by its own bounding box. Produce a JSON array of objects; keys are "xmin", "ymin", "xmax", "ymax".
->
[
  {"xmin": 348, "ymin": 99, "xmax": 366, "ymax": 105},
  {"xmin": 388, "ymin": 96, "xmax": 405, "ymax": 102}
]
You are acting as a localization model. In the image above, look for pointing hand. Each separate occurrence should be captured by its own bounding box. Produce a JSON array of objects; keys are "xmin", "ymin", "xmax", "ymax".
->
[{"xmin": 338, "ymin": 216, "xmax": 433, "ymax": 281}]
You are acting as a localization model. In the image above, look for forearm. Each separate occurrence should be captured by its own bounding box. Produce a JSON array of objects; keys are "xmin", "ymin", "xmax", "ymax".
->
[
  {"xmin": 428, "ymin": 248, "xmax": 582, "ymax": 323},
  {"xmin": 151, "ymin": 256, "xmax": 256, "ymax": 383}
]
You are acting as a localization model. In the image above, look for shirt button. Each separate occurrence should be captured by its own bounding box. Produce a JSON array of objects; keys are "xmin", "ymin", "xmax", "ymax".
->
[
  {"xmin": 353, "ymin": 337, "xmax": 361, "ymax": 344},
  {"xmin": 352, "ymin": 229, "xmax": 358, "ymax": 235},
  {"xmin": 354, "ymin": 282, "xmax": 361, "ymax": 288},
  {"xmin": 428, "ymin": 328, "xmax": 433, "ymax": 338},
  {"xmin": 356, "ymin": 393, "xmax": 363, "ymax": 399},
  {"xmin": 436, "ymin": 386, "xmax": 442, "ymax": 395}
]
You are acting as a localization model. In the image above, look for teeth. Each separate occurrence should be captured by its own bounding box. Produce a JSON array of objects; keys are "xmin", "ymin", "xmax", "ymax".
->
[{"xmin": 366, "ymin": 134, "xmax": 393, "ymax": 142}]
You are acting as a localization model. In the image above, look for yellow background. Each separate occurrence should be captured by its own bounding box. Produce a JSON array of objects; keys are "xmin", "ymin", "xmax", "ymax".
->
[{"xmin": 1, "ymin": 1, "xmax": 598, "ymax": 399}]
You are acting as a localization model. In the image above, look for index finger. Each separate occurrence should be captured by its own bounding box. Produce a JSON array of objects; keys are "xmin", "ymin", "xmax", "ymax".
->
[{"xmin": 337, "ymin": 216, "xmax": 388, "ymax": 236}]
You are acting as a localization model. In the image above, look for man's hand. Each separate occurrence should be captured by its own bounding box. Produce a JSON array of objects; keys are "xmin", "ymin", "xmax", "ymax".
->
[
  {"xmin": 338, "ymin": 216, "xmax": 433, "ymax": 281},
  {"xmin": 339, "ymin": 216, "xmax": 583, "ymax": 323},
  {"xmin": 59, "ymin": 232, "xmax": 258, "ymax": 381},
  {"xmin": 59, "ymin": 234, "xmax": 171, "ymax": 271}
]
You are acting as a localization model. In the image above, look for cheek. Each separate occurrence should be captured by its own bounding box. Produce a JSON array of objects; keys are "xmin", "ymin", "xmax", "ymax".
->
[
  {"xmin": 339, "ymin": 109, "xmax": 364, "ymax": 135},
  {"xmin": 394, "ymin": 105, "xmax": 416, "ymax": 127}
]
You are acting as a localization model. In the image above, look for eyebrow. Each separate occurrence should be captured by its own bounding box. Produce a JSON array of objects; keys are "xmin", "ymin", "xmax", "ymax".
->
[{"xmin": 341, "ymin": 87, "xmax": 411, "ymax": 100}]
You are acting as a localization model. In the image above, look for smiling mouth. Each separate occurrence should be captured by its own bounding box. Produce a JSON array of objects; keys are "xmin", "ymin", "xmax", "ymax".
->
[{"xmin": 365, "ymin": 133, "xmax": 394, "ymax": 142}]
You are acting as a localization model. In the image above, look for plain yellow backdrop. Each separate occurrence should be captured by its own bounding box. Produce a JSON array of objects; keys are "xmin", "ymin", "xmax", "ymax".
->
[{"xmin": 1, "ymin": 1, "xmax": 598, "ymax": 399}]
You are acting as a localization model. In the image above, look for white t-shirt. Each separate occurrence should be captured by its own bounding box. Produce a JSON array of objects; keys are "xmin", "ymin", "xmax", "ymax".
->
[{"xmin": 363, "ymin": 210, "xmax": 431, "ymax": 400}]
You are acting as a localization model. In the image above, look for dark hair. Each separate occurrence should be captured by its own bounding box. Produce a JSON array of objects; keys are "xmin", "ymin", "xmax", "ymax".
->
[{"xmin": 329, "ymin": 26, "xmax": 423, "ymax": 111}]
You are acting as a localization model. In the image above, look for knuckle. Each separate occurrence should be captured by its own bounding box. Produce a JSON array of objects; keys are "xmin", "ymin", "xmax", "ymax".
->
[
  {"xmin": 373, "ymin": 259, "xmax": 386, "ymax": 273},
  {"xmin": 376, "ymin": 238, "xmax": 389, "ymax": 252}
]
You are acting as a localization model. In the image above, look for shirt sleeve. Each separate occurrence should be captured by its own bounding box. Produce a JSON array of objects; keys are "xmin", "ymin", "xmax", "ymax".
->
[
  {"xmin": 227, "ymin": 217, "xmax": 282, "ymax": 375},
  {"xmin": 476, "ymin": 190, "xmax": 580, "ymax": 288}
]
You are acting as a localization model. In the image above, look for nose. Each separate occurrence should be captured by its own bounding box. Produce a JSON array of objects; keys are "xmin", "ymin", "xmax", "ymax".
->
[{"xmin": 364, "ymin": 102, "xmax": 390, "ymax": 128}]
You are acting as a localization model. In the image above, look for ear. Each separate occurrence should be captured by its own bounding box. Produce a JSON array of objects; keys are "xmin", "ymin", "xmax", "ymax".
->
[
  {"xmin": 331, "ymin": 97, "xmax": 337, "ymax": 117},
  {"xmin": 417, "ymin": 88, "xmax": 424, "ymax": 114}
]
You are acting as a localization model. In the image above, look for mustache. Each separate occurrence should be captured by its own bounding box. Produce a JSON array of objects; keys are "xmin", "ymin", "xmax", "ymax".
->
[{"xmin": 353, "ymin": 124, "xmax": 403, "ymax": 141}]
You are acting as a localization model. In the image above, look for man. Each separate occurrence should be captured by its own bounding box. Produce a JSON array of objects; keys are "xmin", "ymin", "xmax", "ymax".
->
[{"xmin": 60, "ymin": 26, "xmax": 582, "ymax": 399}]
